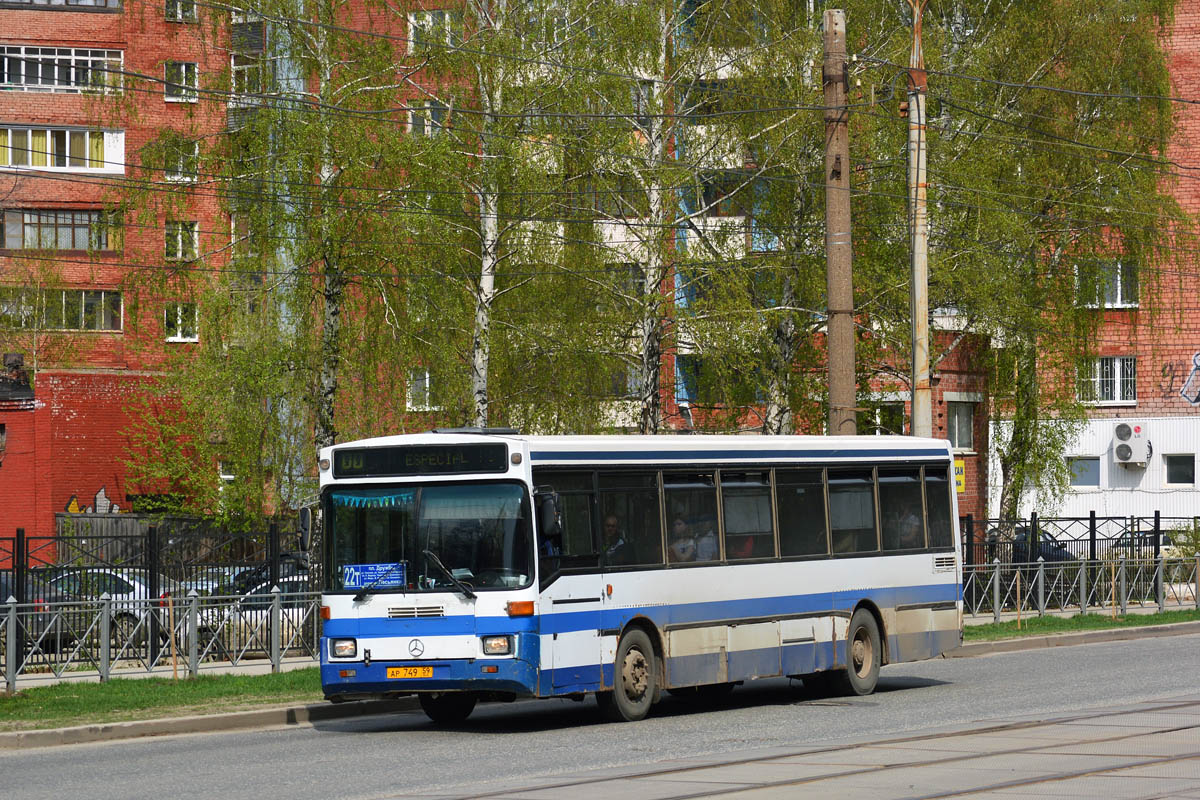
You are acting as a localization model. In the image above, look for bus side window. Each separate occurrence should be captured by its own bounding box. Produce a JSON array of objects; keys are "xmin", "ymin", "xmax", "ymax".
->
[
  {"xmin": 924, "ymin": 466, "xmax": 953, "ymax": 549},
  {"xmin": 720, "ymin": 471, "xmax": 774, "ymax": 560},
  {"xmin": 879, "ymin": 468, "xmax": 925, "ymax": 551},
  {"xmin": 557, "ymin": 493, "xmax": 596, "ymax": 557},
  {"xmin": 531, "ymin": 471, "xmax": 599, "ymax": 582},
  {"xmin": 777, "ymin": 469, "xmax": 828, "ymax": 557},
  {"xmin": 664, "ymin": 471, "xmax": 719, "ymax": 563},
  {"xmin": 598, "ymin": 471, "xmax": 663, "ymax": 566},
  {"xmin": 828, "ymin": 469, "xmax": 878, "ymax": 553}
]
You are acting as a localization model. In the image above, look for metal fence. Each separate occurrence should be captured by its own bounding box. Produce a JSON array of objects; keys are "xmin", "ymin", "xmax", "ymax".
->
[
  {"xmin": 1, "ymin": 588, "xmax": 322, "ymax": 693},
  {"xmin": 964, "ymin": 556, "xmax": 1200, "ymax": 621},
  {"xmin": 961, "ymin": 512, "xmax": 1200, "ymax": 566},
  {"xmin": 4, "ymin": 521, "xmax": 306, "ymax": 599}
]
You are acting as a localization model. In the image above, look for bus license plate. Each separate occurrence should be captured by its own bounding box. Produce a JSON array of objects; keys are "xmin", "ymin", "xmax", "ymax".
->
[{"xmin": 387, "ymin": 666, "xmax": 433, "ymax": 679}]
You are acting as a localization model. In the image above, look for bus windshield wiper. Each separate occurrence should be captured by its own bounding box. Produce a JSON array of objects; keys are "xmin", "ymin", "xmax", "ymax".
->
[
  {"xmin": 422, "ymin": 550, "xmax": 477, "ymax": 600},
  {"xmin": 352, "ymin": 561, "xmax": 406, "ymax": 603}
]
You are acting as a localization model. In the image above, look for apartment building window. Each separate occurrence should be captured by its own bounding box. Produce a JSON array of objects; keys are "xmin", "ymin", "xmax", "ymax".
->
[
  {"xmin": 947, "ymin": 401, "xmax": 975, "ymax": 450},
  {"xmin": 0, "ymin": 127, "xmax": 110, "ymax": 171},
  {"xmin": 0, "ymin": 288, "xmax": 121, "ymax": 331},
  {"xmin": 408, "ymin": 10, "xmax": 463, "ymax": 52},
  {"xmin": 165, "ymin": 0, "xmax": 196, "ymax": 22},
  {"xmin": 1077, "ymin": 356, "xmax": 1136, "ymax": 404},
  {"xmin": 165, "ymin": 220, "xmax": 198, "ymax": 260},
  {"xmin": 1, "ymin": 47, "xmax": 122, "ymax": 93},
  {"xmin": 164, "ymin": 301, "xmax": 198, "ymax": 341},
  {"xmin": 409, "ymin": 100, "xmax": 448, "ymax": 137},
  {"xmin": 0, "ymin": 0, "xmax": 121, "ymax": 8},
  {"xmin": 1068, "ymin": 457, "xmax": 1101, "ymax": 487},
  {"xmin": 1080, "ymin": 260, "xmax": 1138, "ymax": 309},
  {"xmin": 407, "ymin": 368, "xmax": 434, "ymax": 411},
  {"xmin": 3, "ymin": 209, "xmax": 116, "ymax": 251},
  {"xmin": 603, "ymin": 361, "xmax": 639, "ymax": 400},
  {"xmin": 164, "ymin": 62, "xmax": 198, "ymax": 102},
  {"xmin": 858, "ymin": 402, "xmax": 905, "ymax": 436},
  {"xmin": 163, "ymin": 138, "xmax": 199, "ymax": 182},
  {"xmin": 530, "ymin": 3, "xmax": 570, "ymax": 47},
  {"xmin": 1165, "ymin": 455, "xmax": 1195, "ymax": 486}
]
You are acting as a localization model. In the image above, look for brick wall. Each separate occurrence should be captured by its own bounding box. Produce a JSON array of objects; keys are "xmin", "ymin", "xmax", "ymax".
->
[{"xmin": 0, "ymin": 1, "xmax": 227, "ymax": 543}]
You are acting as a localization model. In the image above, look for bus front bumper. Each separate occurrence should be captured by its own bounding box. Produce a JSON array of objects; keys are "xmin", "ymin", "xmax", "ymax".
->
[{"xmin": 321, "ymin": 657, "xmax": 539, "ymax": 700}]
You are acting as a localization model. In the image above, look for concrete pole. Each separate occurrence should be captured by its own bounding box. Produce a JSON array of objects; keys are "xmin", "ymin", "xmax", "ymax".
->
[
  {"xmin": 907, "ymin": 0, "xmax": 932, "ymax": 438},
  {"xmin": 823, "ymin": 9, "xmax": 856, "ymax": 436}
]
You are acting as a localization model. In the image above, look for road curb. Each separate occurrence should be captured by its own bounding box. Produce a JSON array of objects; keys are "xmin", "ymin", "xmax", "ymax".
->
[
  {"xmin": 946, "ymin": 619, "xmax": 1200, "ymax": 658},
  {"xmin": 0, "ymin": 697, "xmax": 419, "ymax": 750}
]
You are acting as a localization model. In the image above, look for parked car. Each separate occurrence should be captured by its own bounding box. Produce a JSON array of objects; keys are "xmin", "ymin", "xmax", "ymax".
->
[
  {"xmin": 218, "ymin": 553, "xmax": 309, "ymax": 596},
  {"xmin": 194, "ymin": 574, "xmax": 314, "ymax": 656},
  {"xmin": 181, "ymin": 567, "xmax": 240, "ymax": 597},
  {"xmin": 48, "ymin": 568, "xmax": 184, "ymax": 646},
  {"xmin": 1010, "ymin": 530, "xmax": 1076, "ymax": 563},
  {"xmin": 1108, "ymin": 530, "xmax": 1174, "ymax": 558},
  {"xmin": 0, "ymin": 571, "xmax": 77, "ymax": 652}
]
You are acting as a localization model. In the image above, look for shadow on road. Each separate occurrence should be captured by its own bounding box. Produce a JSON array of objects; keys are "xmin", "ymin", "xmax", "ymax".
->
[{"xmin": 311, "ymin": 673, "xmax": 951, "ymax": 736}]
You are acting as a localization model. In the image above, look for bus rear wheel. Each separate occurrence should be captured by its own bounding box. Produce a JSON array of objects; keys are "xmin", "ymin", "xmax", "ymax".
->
[
  {"xmin": 835, "ymin": 608, "xmax": 882, "ymax": 696},
  {"xmin": 597, "ymin": 629, "xmax": 657, "ymax": 722},
  {"xmin": 419, "ymin": 692, "xmax": 477, "ymax": 724}
]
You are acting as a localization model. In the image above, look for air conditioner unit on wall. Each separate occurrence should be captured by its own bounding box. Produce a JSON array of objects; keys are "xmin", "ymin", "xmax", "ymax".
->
[{"xmin": 1112, "ymin": 422, "xmax": 1149, "ymax": 467}]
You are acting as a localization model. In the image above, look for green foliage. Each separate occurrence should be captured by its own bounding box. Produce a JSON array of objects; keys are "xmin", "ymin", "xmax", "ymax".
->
[
  {"xmin": 95, "ymin": 0, "xmax": 1187, "ymax": 515},
  {"xmin": 1168, "ymin": 522, "xmax": 1200, "ymax": 559}
]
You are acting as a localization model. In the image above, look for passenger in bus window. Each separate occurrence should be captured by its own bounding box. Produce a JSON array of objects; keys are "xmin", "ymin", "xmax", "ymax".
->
[
  {"xmin": 603, "ymin": 514, "xmax": 634, "ymax": 565},
  {"xmin": 899, "ymin": 508, "xmax": 924, "ymax": 549},
  {"xmin": 695, "ymin": 524, "xmax": 718, "ymax": 561},
  {"xmin": 668, "ymin": 517, "xmax": 697, "ymax": 562}
]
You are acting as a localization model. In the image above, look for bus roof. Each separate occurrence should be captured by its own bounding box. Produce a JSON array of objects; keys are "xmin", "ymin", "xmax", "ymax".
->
[{"xmin": 321, "ymin": 432, "xmax": 953, "ymax": 469}]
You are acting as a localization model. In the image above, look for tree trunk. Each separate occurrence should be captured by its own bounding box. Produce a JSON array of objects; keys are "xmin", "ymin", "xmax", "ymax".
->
[
  {"xmin": 762, "ymin": 272, "xmax": 798, "ymax": 435},
  {"xmin": 997, "ymin": 342, "xmax": 1039, "ymax": 519},
  {"xmin": 636, "ymin": 5, "xmax": 671, "ymax": 435}
]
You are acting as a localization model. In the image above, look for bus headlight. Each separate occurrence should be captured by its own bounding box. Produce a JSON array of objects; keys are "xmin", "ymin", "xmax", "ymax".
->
[
  {"xmin": 481, "ymin": 635, "xmax": 511, "ymax": 655},
  {"xmin": 331, "ymin": 638, "xmax": 357, "ymax": 658}
]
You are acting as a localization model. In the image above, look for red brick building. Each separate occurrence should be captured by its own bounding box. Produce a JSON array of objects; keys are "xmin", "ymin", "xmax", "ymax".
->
[
  {"xmin": 0, "ymin": 0, "xmax": 227, "ymax": 544},
  {"xmin": 1001, "ymin": 8, "xmax": 1200, "ymax": 520}
]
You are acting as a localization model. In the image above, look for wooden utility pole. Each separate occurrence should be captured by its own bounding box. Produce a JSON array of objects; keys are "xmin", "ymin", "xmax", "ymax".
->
[
  {"xmin": 823, "ymin": 8, "xmax": 856, "ymax": 436},
  {"xmin": 907, "ymin": 0, "xmax": 932, "ymax": 438}
]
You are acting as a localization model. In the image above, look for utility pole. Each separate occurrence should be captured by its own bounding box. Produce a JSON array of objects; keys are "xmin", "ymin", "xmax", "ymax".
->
[
  {"xmin": 907, "ymin": 0, "xmax": 932, "ymax": 438},
  {"xmin": 823, "ymin": 8, "xmax": 856, "ymax": 436}
]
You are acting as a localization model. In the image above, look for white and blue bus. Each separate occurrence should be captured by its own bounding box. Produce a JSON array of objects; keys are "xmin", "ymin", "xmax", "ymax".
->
[{"xmin": 317, "ymin": 430, "xmax": 961, "ymax": 722}]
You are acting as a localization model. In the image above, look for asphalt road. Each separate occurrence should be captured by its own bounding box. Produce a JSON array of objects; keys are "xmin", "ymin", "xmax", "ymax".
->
[{"xmin": 5, "ymin": 634, "xmax": 1200, "ymax": 800}]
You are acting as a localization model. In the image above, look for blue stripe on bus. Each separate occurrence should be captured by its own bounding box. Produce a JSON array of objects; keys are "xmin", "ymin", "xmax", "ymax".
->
[
  {"xmin": 529, "ymin": 448, "xmax": 949, "ymax": 462},
  {"xmin": 323, "ymin": 582, "xmax": 957, "ymax": 639}
]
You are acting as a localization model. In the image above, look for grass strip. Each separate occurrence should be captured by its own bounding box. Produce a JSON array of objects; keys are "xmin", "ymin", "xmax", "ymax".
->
[
  {"xmin": 0, "ymin": 668, "xmax": 323, "ymax": 732},
  {"xmin": 964, "ymin": 608, "xmax": 1200, "ymax": 641}
]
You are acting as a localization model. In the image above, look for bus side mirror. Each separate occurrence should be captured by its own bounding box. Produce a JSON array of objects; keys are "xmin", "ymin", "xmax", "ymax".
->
[
  {"xmin": 298, "ymin": 507, "xmax": 312, "ymax": 552},
  {"xmin": 535, "ymin": 492, "xmax": 561, "ymax": 539}
]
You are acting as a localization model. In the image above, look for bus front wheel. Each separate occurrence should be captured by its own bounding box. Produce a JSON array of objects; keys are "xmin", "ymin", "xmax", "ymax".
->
[
  {"xmin": 597, "ymin": 629, "xmax": 657, "ymax": 722},
  {"xmin": 419, "ymin": 692, "xmax": 477, "ymax": 724},
  {"xmin": 836, "ymin": 608, "xmax": 882, "ymax": 696}
]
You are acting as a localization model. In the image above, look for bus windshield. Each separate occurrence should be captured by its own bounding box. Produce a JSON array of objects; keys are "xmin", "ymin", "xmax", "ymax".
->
[{"xmin": 325, "ymin": 482, "xmax": 533, "ymax": 594}]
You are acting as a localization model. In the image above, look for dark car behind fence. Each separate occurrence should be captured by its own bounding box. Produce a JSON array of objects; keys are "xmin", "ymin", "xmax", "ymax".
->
[
  {"xmin": 960, "ymin": 511, "xmax": 1199, "ymax": 566},
  {"xmin": 960, "ymin": 511, "xmax": 1200, "ymax": 620}
]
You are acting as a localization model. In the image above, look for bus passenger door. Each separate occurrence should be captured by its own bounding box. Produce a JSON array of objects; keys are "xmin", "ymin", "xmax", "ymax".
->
[{"xmin": 538, "ymin": 492, "xmax": 603, "ymax": 692}]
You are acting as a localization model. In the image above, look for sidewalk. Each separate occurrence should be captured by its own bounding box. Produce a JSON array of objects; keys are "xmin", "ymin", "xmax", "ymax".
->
[{"xmin": 2, "ymin": 619, "xmax": 1198, "ymax": 750}]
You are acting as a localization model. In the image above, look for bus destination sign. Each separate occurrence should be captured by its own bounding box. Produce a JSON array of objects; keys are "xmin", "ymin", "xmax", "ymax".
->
[{"xmin": 333, "ymin": 443, "xmax": 509, "ymax": 478}]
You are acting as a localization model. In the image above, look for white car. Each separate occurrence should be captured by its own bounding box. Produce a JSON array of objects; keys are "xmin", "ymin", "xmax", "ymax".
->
[
  {"xmin": 49, "ymin": 568, "xmax": 184, "ymax": 647},
  {"xmin": 194, "ymin": 575, "xmax": 316, "ymax": 658}
]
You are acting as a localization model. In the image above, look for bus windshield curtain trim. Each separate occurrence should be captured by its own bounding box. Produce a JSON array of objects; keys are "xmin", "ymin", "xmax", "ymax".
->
[{"xmin": 331, "ymin": 489, "xmax": 415, "ymax": 508}]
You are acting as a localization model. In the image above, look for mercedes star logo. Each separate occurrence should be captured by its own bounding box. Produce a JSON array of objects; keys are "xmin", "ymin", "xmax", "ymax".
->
[{"xmin": 408, "ymin": 639, "xmax": 425, "ymax": 657}]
